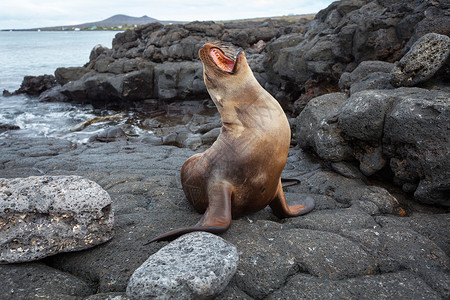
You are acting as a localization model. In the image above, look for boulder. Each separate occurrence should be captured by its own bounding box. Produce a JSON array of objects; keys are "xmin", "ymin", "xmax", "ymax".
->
[
  {"xmin": 339, "ymin": 89, "xmax": 395, "ymax": 141},
  {"xmin": 154, "ymin": 61, "xmax": 206, "ymax": 100},
  {"xmin": 120, "ymin": 68, "xmax": 155, "ymax": 101},
  {"xmin": 384, "ymin": 88, "xmax": 449, "ymax": 206},
  {"xmin": 391, "ymin": 33, "xmax": 450, "ymax": 87},
  {"xmin": 89, "ymin": 44, "xmax": 113, "ymax": 63},
  {"xmin": 126, "ymin": 232, "xmax": 238, "ymax": 299},
  {"xmin": 54, "ymin": 67, "xmax": 90, "ymax": 85},
  {"xmin": 338, "ymin": 60, "xmax": 395, "ymax": 94},
  {"xmin": 301, "ymin": 85, "xmax": 449, "ymax": 206},
  {"xmin": 263, "ymin": 0, "xmax": 443, "ymax": 100},
  {"xmin": 88, "ymin": 127, "xmax": 128, "ymax": 143},
  {"xmin": 12, "ymin": 75, "xmax": 58, "ymax": 96},
  {"xmin": 38, "ymin": 85, "xmax": 69, "ymax": 102},
  {"xmin": 0, "ymin": 175, "xmax": 114, "ymax": 263},
  {"xmin": 60, "ymin": 68, "xmax": 154, "ymax": 106},
  {"xmin": 296, "ymin": 92, "xmax": 352, "ymax": 161}
]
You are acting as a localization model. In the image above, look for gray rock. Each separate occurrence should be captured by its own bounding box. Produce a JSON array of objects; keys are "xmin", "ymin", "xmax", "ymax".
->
[
  {"xmin": 384, "ymin": 88, "xmax": 450, "ymax": 206},
  {"xmin": 215, "ymin": 281, "xmax": 253, "ymax": 300},
  {"xmin": 375, "ymin": 213, "xmax": 450, "ymax": 257},
  {"xmin": 222, "ymin": 221, "xmax": 299, "ymax": 299},
  {"xmin": 175, "ymin": 129, "xmax": 201, "ymax": 149},
  {"xmin": 140, "ymin": 135, "xmax": 163, "ymax": 146},
  {"xmin": 61, "ymin": 69, "xmax": 154, "ymax": 107},
  {"xmin": 338, "ymin": 89, "xmax": 393, "ymax": 141},
  {"xmin": 283, "ymin": 208, "xmax": 378, "ymax": 233},
  {"xmin": 391, "ymin": 33, "xmax": 450, "ymax": 87},
  {"xmin": 126, "ymin": 232, "xmax": 238, "ymax": 300},
  {"xmin": 54, "ymin": 67, "xmax": 90, "ymax": 85},
  {"xmin": 341, "ymin": 227, "xmax": 450, "ymax": 298},
  {"xmin": 0, "ymin": 133, "xmax": 448, "ymax": 298},
  {"xmin": 277, "ymin": 228, "xmax": 378, "ymax": 280},
  {"xmin": 0, "ymin": 123, "xmax": 20, "ymax": 133},
  {"xmin": 0, "ymin": 175, "xmax": 114, "ymax": 263},
  {"xmin": 119, "ymin": 69, "xmax": 155, "ymax": 101},
  {"xmin": 296, "ymin": 93, "xmax": 351, "ymax": 161},
  {"xmin": 329, "ymin": 86, "xmax": 450, "ymax": 205},
  {"xmin": 354, "ymin": 143, "xmax": 385, "ymax": 176},
  {"xmin": 89, "ymin": 44, "xmax": 113, "ymax": 63},
  {"xmin": 339, "ymin": 60, "xmax": 395, "ymax": 92},
  {"xmin": 300, "ymin": 170, "xmax": 397, "ymax": 214},
  {"xmin": 268, "ymin": 271, "xmax": 442, "ymax": 300},
  {"xmin": 38, "ymin": 85, "xmax": 69, "ymax": 102},
  {"xmin": 85, "ymin": 293, "xmax": 130, "ymax": 300},
  {"xmin": 88, "ymin": 127, "xmax": 128, "ymax": 143},
  {"xmin": 11, "ymin": 74, "xmax": 58, "ymax": 96},
  {"xmin": 0, "ymin": 263, "xmax": 94, "ymax": 299},
  {"xmin": 349, "ymin": 72, "xmax": 394, "ymax": 94},
  {"xmin": 330, "ymin": 161, "xmax": 366, "ymax": 180},
  {"xmin": 201, "ymin": 127, "xmax": 221, "ymax": 145},
  {"xmin": 154, "ymin": 61, "xmax": 206, "ymax": 100},
  {"xmin": 263, "ymin": 0, "xmax": 434, "ymax": 100}
]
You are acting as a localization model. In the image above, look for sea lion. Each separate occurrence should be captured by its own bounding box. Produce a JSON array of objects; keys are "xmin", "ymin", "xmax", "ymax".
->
[{"xmin": 149, "ymin": 43, "xmax": 315, "ymax": 242}]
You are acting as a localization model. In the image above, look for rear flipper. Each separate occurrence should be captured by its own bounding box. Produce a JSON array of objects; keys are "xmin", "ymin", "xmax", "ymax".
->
[
  {"xmin": 146, "ymin": 181, "xmax": 233, "ymax": 244},
  {"xmin": 269, "ymin": 180, "xmax": 315, "ymax": 218}
]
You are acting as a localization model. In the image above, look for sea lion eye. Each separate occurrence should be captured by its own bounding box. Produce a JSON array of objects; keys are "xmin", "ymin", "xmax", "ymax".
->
[{"xmin": 205, "ymin": 73, "xmax": 212, "ymax": 82}]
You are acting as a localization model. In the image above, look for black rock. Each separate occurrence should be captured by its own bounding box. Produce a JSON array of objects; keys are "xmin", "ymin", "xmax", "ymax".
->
[
  {"xmin": 391, "ymin": 33, "xmax": 450, "ymax": 87},
  {"xmin": 14, "ymin": 74, "xmax": 58, "ymax": 96},
  {"xmin": 88, "ymin": 127, "xmax": 128, "ymax": 143},
  {"xmin": 0, "ymin": 123, "xmax": 20, "ymax": 133}
]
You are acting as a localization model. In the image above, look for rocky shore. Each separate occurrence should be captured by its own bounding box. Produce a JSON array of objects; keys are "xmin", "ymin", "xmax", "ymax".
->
[
  {"xmin": 1, "ymin": 127, "xmax": 449, "ymax": 299},
  {"xmin": 1, "ymin": 0, "xmax": 449, "ymax": 299}
]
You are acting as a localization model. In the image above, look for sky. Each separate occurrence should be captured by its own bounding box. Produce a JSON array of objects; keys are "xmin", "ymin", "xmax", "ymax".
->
[{"xmin": 0, "ymin": 0, "xmax": 335, "ymax": 30}]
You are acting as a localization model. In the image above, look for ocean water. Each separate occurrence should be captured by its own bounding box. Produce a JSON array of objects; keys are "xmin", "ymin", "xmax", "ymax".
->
[{"xmin": 0, "ymin": 31, "xmax": 123, "ymax": 142}]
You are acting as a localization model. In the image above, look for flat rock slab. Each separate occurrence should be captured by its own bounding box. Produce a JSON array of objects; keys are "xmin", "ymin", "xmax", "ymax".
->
[
  {"xmin": 0, "ymin": 175, "xmax": 114, "ymax": 263},
  {"xmin": 126, "ymin": 232, "xmax": 238, "ymax": 299},
  {"xmin": 268, "ymin": 271, "xmax": 442, "ymax": 300}
]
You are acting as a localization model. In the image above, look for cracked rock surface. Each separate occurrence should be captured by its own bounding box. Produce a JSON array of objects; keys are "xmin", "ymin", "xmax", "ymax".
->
[{"xmin": 0, "ymin": 132, "xmax": 448, "ymax": 299}]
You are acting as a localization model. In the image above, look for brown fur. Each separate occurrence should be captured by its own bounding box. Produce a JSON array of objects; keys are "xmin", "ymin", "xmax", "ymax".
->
[{"xmin": 148, "ymin": 43, "xmax": 314, "ymax": 243}]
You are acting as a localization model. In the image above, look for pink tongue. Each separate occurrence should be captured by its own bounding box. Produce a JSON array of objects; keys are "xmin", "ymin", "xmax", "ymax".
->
[{"xmin": 210, "ymin": 48, "xmax": 235, "ymax": 72}]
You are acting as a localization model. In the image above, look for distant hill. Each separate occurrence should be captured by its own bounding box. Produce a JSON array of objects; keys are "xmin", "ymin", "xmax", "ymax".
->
[
  {"xmin": 78, "ymin": 14, "xmax": 159, "ymax": 28},
  {"xmin": 6, "ymin": 13, "xmax": 313, "ymax": 31},
  {"xmin": 14, "ymin": 14, "xmax": 181, "ymax": 31}
]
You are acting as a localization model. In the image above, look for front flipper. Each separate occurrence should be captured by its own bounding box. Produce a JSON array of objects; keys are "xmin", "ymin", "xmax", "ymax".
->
[
  {"xmin": 146, "ymin": 182, "xmax": 233, "ymax": 244},
  {"xmin": 269, "ymin": 179, "xmax": 315, "ymax": 218}
]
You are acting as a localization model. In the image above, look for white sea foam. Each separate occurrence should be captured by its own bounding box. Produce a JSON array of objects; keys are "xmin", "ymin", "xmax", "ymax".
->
[{"xmin": 0, "ymin": 31, "xmax": 125, "ymax": 143}]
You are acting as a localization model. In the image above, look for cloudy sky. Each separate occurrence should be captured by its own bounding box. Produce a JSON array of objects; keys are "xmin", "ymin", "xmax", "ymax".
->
[{"xmin": 0, "ymin": 0, "xmax": 335, "ymax": 30}]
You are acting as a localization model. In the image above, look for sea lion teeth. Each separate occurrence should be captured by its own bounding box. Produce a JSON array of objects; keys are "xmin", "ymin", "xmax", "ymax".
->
[
  {"xmin": 210, "ymin": 47, "xmax": 235, "ymax": 72},
  {"xmin": 147, "ymin": 43, "xmax": 315, "ymax": 243}
]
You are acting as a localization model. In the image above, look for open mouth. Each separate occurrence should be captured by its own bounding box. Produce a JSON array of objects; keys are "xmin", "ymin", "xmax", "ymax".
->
[{"xmin": 209, "ymin": 47, "xmax": 236, "ymax": 73}]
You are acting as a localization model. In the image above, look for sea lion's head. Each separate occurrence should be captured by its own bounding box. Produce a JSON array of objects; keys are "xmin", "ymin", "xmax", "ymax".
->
[{"xmin": 199, "ymin": 43, "xmax": 255, "ymax": 109}]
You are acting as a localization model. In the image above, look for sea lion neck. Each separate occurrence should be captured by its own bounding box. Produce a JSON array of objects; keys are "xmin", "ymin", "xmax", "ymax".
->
[{"xmin": 213, "ymin": 76, "xmax": 263, "ymax": 133}]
